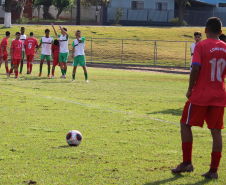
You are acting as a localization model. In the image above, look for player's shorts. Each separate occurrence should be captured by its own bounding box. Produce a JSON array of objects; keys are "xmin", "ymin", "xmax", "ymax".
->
[
  {"xmin": 41, "ymin": 54, "xmax": 51, "ymax": 60},
  {"xmin": 13, "ymin": 59, "xmax": 21, "ymax": 66},
  {"xmin": 0, "ymin": 54, "xmax": 8, "ymax": 61},
  {"xmin": 73, "ymin": 55, "xmax": 86, "ymax": 67},
  {"xmin": 59, "ymin": 52, "xmax": 69, "ymax": 63},
  {"xmin": 27, "ymin": 55, "xmax": 34, "ymax": 62},
  {"xmin": 53, "ymin": 57, "xmax": 59, "ymax": 66},
  {"xmin": 22, "ymin": 51, "xmax": 25, "ymax": 60},
  {"xmin": 181, "ymin": 101, "xmax": 224, "ymax": 129}
]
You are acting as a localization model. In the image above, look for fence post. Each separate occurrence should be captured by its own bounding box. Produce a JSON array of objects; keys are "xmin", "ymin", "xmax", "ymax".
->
[
  {"xmin": 91, "ymin": 38, "xmax": 93, "ymax": 63},
  {"xmin": 121, "ymin": 39, "xmax": 123, "ymax": 64},
  {"xmin": 154, "ymin": 41, "xmax": 157, "ymax": 65},
  {"xmin": 185, "ymin": 41, "xmax": 187, "ymax": 67}
]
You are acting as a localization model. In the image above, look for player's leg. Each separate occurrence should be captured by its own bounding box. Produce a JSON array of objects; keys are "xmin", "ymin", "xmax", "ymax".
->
[
  {"xmin": 39, "ymin": 58, "xmax": 44, "ymax": 77},
  {"xmin": 201, "ymin": 107, "xmax": 224, "ymax": 179},
  {"xmin": 4, "ymin": 59, "xmax": 9, "ymax": 74},
  {"xmin": 26, "ymin": 55, "xmax": 30, "ymax": 74},
  {"xmin": 19, "ymin": 51, "xmax": 25, "ymax": 74},
  {"xmin": 59, "ymin": 62, "xmax": 65, "ymax": 78},
  {"xmin": 72, "ymin": 66, "xmax": 77, "ymax": 82},
  {"xmin": 172, "ymin": 102, "xmax": 207, "ymax": 174},
  {"xmin": 72, "ymin": 56, "xmax": 79, "ymax": 82},
  {"xmin": 79, "ymin": 55, "xmax": 88, "ymax": 82},
  {"xmin": 51, "ymin": 65, "xmax": 56, "ymax": 78},
  {"xmin": 63, "ymin": 52, "xmax": 69, "ymax": 76},
  {"xmin": 0, "ymin": 58, "xmax": 2, "ymax": 68},
  {"xmin": 30, "ymin": 56, "xmax": 34, "ymax": 74},
  {"xmin": 15, "ymin": 64, "xmax": 19, "ymax": 78},
  {"xmin": 8, "ymin": 63, "xmax": 16, "ymax": 77},
  {"xmin": 47, "ymin": 59, "xmax": 51, "ymax": 77}
]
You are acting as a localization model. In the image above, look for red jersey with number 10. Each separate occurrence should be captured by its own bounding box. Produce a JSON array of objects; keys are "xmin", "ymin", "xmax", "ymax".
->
[
  {"xmin": 189, "ymin": 38, "xmax": 226, "ymax": 107},
  {"xmin": 24, "ymin": 37, "xmax": 38, "ymax": 56},
  {"xmin": 11, "ymin": 39, "xmax": 22, "ymax": 60}
]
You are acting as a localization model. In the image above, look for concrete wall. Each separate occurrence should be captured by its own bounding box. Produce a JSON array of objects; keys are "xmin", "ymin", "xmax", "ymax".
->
[{"xmin": 33, "ymin": 6, "xmax": 101, "ymax": 22}]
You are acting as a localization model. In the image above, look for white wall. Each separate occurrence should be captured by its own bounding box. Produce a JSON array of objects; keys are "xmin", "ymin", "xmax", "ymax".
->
[{"xmin": 33, "ymin": 5, "xmax": 101, "ymax": 22}]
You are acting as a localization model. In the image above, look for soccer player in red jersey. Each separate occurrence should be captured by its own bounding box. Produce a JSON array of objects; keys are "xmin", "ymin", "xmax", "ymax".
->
[
  {"xmin": 8, "ymin": 32, "xmax": 22, "ymax": 78},
  {"xmin": 0, "ymin": 31, "xmax": 11, "ymax": 73},
  {"xmin": 171, "ymin": 17, "xmax": 226, "ymax": 179},
  {"xmin": 51, "ymin": 39, "xmax": 60, "ymax": 78},
  {"xmin": 24, "ymin": 32, "xmax": 38, "ymax": 74}
]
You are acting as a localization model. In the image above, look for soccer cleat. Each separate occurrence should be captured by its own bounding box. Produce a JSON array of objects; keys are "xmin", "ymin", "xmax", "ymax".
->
[
  {"xmin": 60, "ymin": 75, "xmax": 64, "ymax": 78},
  {"xmin": 7, "ymin": 73, "xmax": 10, "ymax": 78},
  {"xmin": 19, "ymin": 72, "xmax": 22, "ymax": 74},
  {"xmin": 171, "ymin": 163, "xmax": 194, "ymax": 174},
  {"xmin": 85, "ymin": 80, "xmax": 89, "ymax": 83},
  {"xmin": 27, "ymin": 71, "xmax": 30, "ymax": 74},
  {"xmin": 72, "ymin": 79, "xmax": 75, "ymax": 82},
  {"xmin": 15, "ymin": 76, "xmax": 19, "ymax": 79},
  {"xmin": 51, "ymin": 75, "xmax": 54, "ymax": 79},
  {"xmin": 47, "ymin": 75, "xmax": 50, "ymax": 78},
  {"xmin": 38, "ymin": 73, "xmax": 42, "ymax": 77},
  {"xmin": 63, "ymin": 76, "xmax": 66, "ymax": 79},
  {"xmin": 201, "ymin": 171, "xmax": 218, "ymax": 179}
]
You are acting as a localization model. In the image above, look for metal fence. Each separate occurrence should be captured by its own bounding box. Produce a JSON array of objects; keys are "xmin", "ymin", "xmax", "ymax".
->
[{"xmin": 0, "ymin": 35, "xmax": 193, "ymax": 67}]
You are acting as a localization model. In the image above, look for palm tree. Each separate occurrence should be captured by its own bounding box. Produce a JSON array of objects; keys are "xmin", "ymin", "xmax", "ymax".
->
[
  {"xmin": 175, "ymin": 0, "xmax": 189, "ymax": 26},
  {"xmin": 4, "ymin": 0, "xmax": 12, "ymax": 27}
]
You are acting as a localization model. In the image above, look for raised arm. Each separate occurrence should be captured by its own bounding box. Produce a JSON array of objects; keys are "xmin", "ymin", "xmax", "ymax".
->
[
  {"xmin": 51, "ymin": 23, "xmax": 58, "ymax": 37},
  {"xmin": 59, "ymin": 25, "xmax": 69, "ymax": 37}
]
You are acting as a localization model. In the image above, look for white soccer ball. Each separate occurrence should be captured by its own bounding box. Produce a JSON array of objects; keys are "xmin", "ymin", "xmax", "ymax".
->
[{"xmin": 66, "ymin": 130, "xmax": 82, "ymax": 146}]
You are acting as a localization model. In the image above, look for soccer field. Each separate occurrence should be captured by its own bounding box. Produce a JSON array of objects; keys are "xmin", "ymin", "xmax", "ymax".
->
[{"xmin": 0, "ymin": 65, "xmax": 226, "ymax": 184}]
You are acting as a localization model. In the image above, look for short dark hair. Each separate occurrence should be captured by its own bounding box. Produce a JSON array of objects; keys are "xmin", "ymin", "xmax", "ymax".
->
[
  {"xmin": 30, "ymin": 32, "xmax": 34, "ymax": 36},
  {"xmin": 77, "ymin": 30, "xmax": 81, "ymax": 33},
  {"xmin": 6, "ymin": 31, "xmax": 10, "ymax": 36},
  {"xmin": 45, "ymin": 29, "xmax": 50, "ymax": 33},
  {"xmin": 219, "ymin": 34, "xmax": 226, "ymax": 41},
  {"xmin": 62, "ymin": 27, "xmax": 67, "ymax": 32},
  {"xmin": 206, "ymin": 17, "xmax": 222, "ymax": 34},
  {"xmin": 16, "ymin": 32, "xmax": 21, "ymax": 35},
  {"xmin": 53, "ymin": 39, "xmax": 59, "ymax": 46},
  {"xmin": 194, "ymin": 31, "xmax": 202, "ymax": 37},
  {"xmin": 21, "ymin": 27, "xmax": 25, "ymax": 30}
]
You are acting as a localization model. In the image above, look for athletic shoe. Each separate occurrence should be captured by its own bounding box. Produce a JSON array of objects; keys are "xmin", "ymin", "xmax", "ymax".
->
[
  {"xmin": 15, "ymin": 76, "xmax": 19, "ymax": 79},
  {"xmin": 60, "ymin": 75, "xmax": 64, "ymax": 78},
  {"xmin": 63, "ymin": 75, "xmax": 66, "ymax": 79},
  {"xmin": 7, "ymin": 73, "xmax": 10, "ymax": 78},
  {"xmin": 202, "ymin": 171, "xmax": 218, "ymax": 179},
  {"xmin": 51, "ymin": 75, "xmax": 54, "ymax": 79},
  {"xmin": 85, "ymin": 80, "xmax": 89, "ymax": 83},
  {"xmin": 38, "ymin": 73, "xmax": 42, "ymax": 77},
  {"xmin": 72, "ymin": 79, "xmax": 75, "ymax": 82},
  {"xmin": 19, "ymin": 72, "xmax": 22, "ymax": 74},
  {"xmin": 47, "ymin": 75, "xmax": 50, "ymax": 78},
  {"xmin": 27, "ymin": 72, "xmax": 30, "ymax": 74},
  {"xmin": 171, "ymin": 163, "xmax": 194, "ymax": 174}
]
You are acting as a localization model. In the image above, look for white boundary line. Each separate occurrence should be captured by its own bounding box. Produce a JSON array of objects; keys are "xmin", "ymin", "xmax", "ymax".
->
[{"xmin": 1, "ymin": 86, "xmax": 180, "ymax": 126}]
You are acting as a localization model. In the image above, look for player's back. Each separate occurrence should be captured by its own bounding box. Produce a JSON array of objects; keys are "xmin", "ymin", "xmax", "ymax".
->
[
  {"xmin": 11, "ymin": 39, "xmax": 22, "ymax": 59},
  {"xmin": 25, "ymin": 37, "xmax": 38, "ymax": 55},
  {"xmin": 189, "ymin": 38, "xmax": 226, "ymax": 107}
]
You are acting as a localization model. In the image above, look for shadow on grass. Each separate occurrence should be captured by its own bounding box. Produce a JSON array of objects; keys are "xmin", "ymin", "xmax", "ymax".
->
[
  {"xmin": 144, "ymin": 174, "xmax": 183, "ymax": 185},
  {"xmin": 147, "ymin": 108, "xmax": 183, "ymax": 116},
  {"xmin": 144, "ymin": 174, "xmax": 212, "ymax": 185},
  {"xmin": 59, "ymin": 145, "xmax": 72, "ymax": 148}
]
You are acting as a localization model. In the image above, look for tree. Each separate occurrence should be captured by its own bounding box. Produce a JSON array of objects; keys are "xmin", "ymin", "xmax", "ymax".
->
[
  {"xmin": 4, "ymin": 0, "xmax": 12, "ymax": 27},
  {"xmin": 114, "ymin": 7, "xmax": 123, "ymax": 25},
  {"xmin": 34, "ymin": 0, "xmax": 53, "ymax": 20},
  {"xmin": 52, "ymin": 0, "xmax": 74, "ymax": 20},
  {"xmin": 77, "ymin": 0, "xmax": 81, "ymax": 25},
  {"xmin": 175, "ymin": 0, "xmax": 190, "ymax": 26}
]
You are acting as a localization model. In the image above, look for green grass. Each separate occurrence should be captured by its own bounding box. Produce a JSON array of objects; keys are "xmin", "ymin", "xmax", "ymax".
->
[
  {"xmin": 0, "ymin": 65, "xmax": 226, "ymax": 184},
  {"xmin": 0, "ymin": 25, "xmax": 225, "ymax": 66}
]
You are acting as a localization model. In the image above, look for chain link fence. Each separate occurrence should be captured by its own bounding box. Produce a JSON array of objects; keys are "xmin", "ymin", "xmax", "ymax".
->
[{"xmin": 0, "ymin": 34, "xmax": 193, "ymax": 67}]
